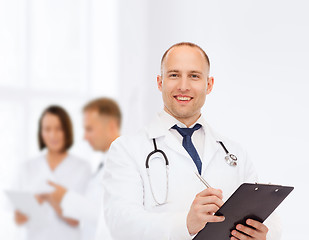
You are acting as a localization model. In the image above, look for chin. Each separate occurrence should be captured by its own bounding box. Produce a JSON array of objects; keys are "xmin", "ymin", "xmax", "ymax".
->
[
  {"xmin": 92, "ymin": 145, "xmax": 100, "ymax": 151},
  {"xmin": 48, "ymin": 147, "xmax": 65, "ymax": 153},
  {"xmin": 172, "ymin": 109, "xmax": 193, "ymax": 119}
]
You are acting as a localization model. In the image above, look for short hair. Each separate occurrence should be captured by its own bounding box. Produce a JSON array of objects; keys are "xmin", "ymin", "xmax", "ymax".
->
[
  {"xmin": 38, "ymin": 105, "xmax": 74, "ymax": 151},
  {"xmin": 83, "ymin": 98, "xmax": 122, "ymax": 127},
  {"xmin": 160, "ymin": 42, "xmax": 210, "ymax": 72}
]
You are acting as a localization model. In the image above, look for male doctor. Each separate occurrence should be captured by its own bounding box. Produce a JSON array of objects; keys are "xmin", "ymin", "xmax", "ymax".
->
[
  {"xmin": 45, "ymin": 98, "xmax": 121, "ymax": 240},
  {"xmin": 102, "ymin": 42, "xmax": 281, "ymax": 240}
]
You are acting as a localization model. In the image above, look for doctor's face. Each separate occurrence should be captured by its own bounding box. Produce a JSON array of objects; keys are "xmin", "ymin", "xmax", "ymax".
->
[
  {"xmin": 157, "ymin": 45, "xmax": 214, "ymax": 126},
  {"xmin": 41, "ymin": 113, "xmax": 65, "ymax": 153},
  {"xmin": 83, "ymin": 110, "xmax": 112, "ymax": 152}
]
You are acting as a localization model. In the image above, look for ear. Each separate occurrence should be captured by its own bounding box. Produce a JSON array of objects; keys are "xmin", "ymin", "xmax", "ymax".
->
[
  {"xmin": 157, "ymin": 75, "xmax": 163, "ymax": 92},
  {"xmin": 206, "ymin": 76, "xmax": 214, "ymax": 95}
]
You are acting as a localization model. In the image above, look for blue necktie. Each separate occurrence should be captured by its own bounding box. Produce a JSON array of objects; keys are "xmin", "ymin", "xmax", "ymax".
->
[{"xmin": 172, "ymin": 124, "xmax": 202, "ymax": 174}]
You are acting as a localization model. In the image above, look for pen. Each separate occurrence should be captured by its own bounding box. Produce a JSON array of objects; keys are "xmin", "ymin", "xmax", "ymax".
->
[{"xmin": 195, "ymin": 172, "xmax": 211, "ymax": 188}]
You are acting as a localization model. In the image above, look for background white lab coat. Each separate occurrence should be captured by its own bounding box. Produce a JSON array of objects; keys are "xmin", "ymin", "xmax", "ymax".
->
[
  {"xmin": 103, "ymin": 115, "xmax": 281, "ymax": 240},
  {"xmin": 17, "ymin": 154, "xmax": 91, "ymax": 240},
  {"xmin": 61, "ymin": 162, "xmax": 112, "ymax": 240}
]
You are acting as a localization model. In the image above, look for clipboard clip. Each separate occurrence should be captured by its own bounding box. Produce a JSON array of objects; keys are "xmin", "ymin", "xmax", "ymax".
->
[
  {"xmin": 254, "ymin": 182, "xmax": 282, "ymax": 186},
  {"xmin": 254, "ymin": 183, "xmax": 282, "ymax": 192}
]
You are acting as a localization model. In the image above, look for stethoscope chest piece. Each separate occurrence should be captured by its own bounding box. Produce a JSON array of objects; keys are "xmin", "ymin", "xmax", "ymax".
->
[
  {"xmin": 218, "ymin": 141, "xmax": 237, "ymax": 167},
  {"xmin": 225, "ymin": 153, "xmax": 237, "ymax": 166}
]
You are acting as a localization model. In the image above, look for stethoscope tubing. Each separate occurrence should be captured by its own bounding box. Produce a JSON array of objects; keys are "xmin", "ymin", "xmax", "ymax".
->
[
  {"xmin": 145, "ymin": 138, "xmax": 238, "ymax": 205},
  {"xmin": 145, "ymin": 139, "xmax": 169, "ymax": 169}
]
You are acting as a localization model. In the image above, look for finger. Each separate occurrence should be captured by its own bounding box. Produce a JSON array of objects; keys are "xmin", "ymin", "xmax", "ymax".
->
[
  {"xmin": 48, "ymin": 181, "xmax": 58, "ymax": 188},
  {"xmin": 193, "ymin": 195, "xmax": 224, "ymax": 209},
  {"xmin": 246, "ymin": 219, "xmax": 268, "ymax": 233},
  {"xmin": 198, "ymin": 203, "xmax": 220, "ymax": 214},
  {"xmin": 231, "ymin": 229, "xmax": 251, "ymax": 240},
  {"xmin": 16, "ymin": 211, "xmax": 23, "ymax": 217},
  {"xmin": 197, "ymin": 188, "xmax": 223, "ymax": 199},
  {"xmin": 35, "ymin": 194, "xmax": 51, "ymax": 204},
  {"xmin": 236, "ymin": 224, "xmax": 258, "ymax": 238},
  {"xmin": 201, "ymin": 213, "xmax": 225, "ymax": 223},
  {"xmin": 36, "ymin": 193, "xmax": 50, "ymax": 200}
]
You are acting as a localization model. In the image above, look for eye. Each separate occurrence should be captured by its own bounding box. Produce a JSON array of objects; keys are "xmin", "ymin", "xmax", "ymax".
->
[
  {"xmin": 191, "ymin": 74, "xmax": 199, "ymax": 79},
  {"xmin": 169, "ymin": 73, "xmax": 178, "ymax": 78}
]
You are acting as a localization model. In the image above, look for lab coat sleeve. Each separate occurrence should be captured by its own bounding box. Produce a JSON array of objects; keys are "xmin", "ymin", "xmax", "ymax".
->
[
  {"xmin": 94, "ymin": 205, "xmax": 113, "ymax": 240},
  {"xmin": 61, "ymin": 190, "xmax": 99, "ymax": 224},
  {"xmin": 103, "ymin": 137, "xmax": 192, "ymax": 240}
]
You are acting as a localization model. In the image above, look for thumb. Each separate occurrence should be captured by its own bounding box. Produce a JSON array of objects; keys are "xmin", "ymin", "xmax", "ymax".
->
[{"xmin": 48, "ymin": 180, "xmax": 58, "ymax": 188}]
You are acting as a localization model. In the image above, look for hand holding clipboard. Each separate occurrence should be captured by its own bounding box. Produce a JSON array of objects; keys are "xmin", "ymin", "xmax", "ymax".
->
[{"xmin": 190, "ymin": 173, "xmax": 293, "ymax": 240}]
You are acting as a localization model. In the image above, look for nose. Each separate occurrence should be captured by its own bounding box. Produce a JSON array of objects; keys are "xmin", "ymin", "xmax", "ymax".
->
[
  {"xmin": 50, "ymin": 129, "xmax": 57, "ymax": 138},
  {"xmin": 177, "ymin": 77, "xmax": 190, "ymax": 92}
]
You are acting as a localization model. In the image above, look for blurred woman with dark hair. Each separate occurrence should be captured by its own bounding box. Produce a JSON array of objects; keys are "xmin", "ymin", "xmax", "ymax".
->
[{"xmin": 14, "ymin": 105, "xmax": 91, "ymax": 240}]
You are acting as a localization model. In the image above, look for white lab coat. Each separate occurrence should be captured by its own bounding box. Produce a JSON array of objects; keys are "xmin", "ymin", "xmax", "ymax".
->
[
  {"xmin": 18, "ymin": 154, "xmax": 91, "ymax": 240},
  {"xmin": 61, "ymin": 163, "xmax": 112, "ymax": 240},
  {"xmin": 103, "ymin": 114, "xmax": 282, "ymax": 240}
]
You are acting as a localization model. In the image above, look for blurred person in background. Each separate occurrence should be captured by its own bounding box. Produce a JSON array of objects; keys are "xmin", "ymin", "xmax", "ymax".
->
[
  {"xmin": 14, "ymin": 105, "xmax": 91, "ymax": 240},
  {"xmin": 43, "ymin": 98, "xmax": 121, "ymax": 240}
]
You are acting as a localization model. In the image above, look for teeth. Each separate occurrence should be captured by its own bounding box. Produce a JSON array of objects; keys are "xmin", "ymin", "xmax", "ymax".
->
[{"xmin": 177, "ymin": 96, "xmax": 191, "ymax": 101}]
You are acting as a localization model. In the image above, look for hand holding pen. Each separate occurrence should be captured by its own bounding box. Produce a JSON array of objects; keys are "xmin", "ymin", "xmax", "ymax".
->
[
  {"xmin": 191, "ymin": 173, "xmax": 269, "ymax": 240},
  {"xmin": 186, "ymin": 172, "xmax": 225, "ymax": 236}
]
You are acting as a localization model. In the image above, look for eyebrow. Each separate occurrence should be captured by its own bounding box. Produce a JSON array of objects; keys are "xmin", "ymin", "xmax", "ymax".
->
[
  {"xmin": 166, "ymin": 70, "xmax": 180, "ymax": 73},
  {"xmin": 189, "ymin": 70, "xmax": 203, "ymax": 75},
  {"xmin": 166, "ymin": 70, "xmax": 203, "ymax": 73}
]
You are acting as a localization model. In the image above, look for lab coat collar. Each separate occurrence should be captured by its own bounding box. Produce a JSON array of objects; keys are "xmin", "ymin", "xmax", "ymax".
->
[
  {"xmin": 146, "ymin": 111, "xmax": 220, "ymax": 171},
  {"xmin": 147, "ymin": 110, "xmax": 207, "ymax": 139}
]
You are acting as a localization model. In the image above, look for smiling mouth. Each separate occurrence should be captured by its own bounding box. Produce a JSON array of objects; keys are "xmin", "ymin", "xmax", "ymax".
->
[{"xmin": 174, "ymin": 95, "xmax": 193, "ymax": 102}]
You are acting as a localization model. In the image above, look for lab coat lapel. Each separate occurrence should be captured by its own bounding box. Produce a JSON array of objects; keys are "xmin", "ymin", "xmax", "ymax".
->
[
  {"xmin": 201, "ymin": 123, "xmax": 220, "ymax": 174},
  {"xmin": 163, "ymin": 132, "xmax": 191, "ymax": 159},
  {"xmin": 146, "ymin": 114, "xmax": 192, "ymax": 160}
]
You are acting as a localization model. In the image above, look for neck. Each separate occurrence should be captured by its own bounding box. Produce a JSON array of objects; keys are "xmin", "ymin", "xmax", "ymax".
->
[
  {"xmin": 163, "ymin": 108, "xmax": 201, "ymax": 127},
  {"xmin": 112, "ymin": 132, "xmax": 120, "ymax": 142},
  {"xmin": 47, "ymin": 150, "xmax": 67, "ymax": 170},
  {"xmin": 100, "ymin": 133, "xmax": 120, "ymax": 153},
  {"xmin": 48, "ymin": 150, "xmax": 66, "ymax": 158}
]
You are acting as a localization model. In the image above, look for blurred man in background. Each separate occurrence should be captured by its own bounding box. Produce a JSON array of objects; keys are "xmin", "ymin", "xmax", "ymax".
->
[{"xmin": 45, "ymin": 98, "xmax": 121, "ymax": 240}]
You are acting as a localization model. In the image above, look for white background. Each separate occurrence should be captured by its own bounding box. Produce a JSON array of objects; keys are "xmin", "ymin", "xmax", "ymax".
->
[{"xmin": 0, "ymin": 0, "xmax": 308, "ymax": 239}]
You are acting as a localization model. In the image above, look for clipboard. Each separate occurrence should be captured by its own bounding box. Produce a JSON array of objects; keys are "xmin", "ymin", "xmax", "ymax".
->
[
  {"xmin": 193, "ymin": 183, "xmax": 294, "ymax": 240},
  {"xmin": 5, "ymin": 190, "xmax": 50, "ymax": 227}
]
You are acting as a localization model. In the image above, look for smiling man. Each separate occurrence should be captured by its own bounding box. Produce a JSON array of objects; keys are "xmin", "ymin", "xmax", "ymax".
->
[
  {"xmin": 158, "ymin": 43, "xmax": 213, "ymax": 127},
  {"xmin": 102, "ymin": 42, "xmax": 281, "ymax": 240}
]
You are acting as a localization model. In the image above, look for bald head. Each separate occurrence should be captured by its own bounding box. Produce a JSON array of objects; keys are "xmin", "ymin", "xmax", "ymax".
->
[{"xmin": 160, "ymin": 42, "xmax": 210, "ymax": 75}]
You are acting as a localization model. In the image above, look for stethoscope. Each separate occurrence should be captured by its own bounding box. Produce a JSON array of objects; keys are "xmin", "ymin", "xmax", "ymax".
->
[{"xmin": 145, "ymin": 138, "xmax": 237, "ymax": 205}]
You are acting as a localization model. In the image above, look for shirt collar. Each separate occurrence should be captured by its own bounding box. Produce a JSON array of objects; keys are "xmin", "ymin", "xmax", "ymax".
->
[{"xmin": 158, "ymin": 110, "xmax": 206, "ymax": 132}]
